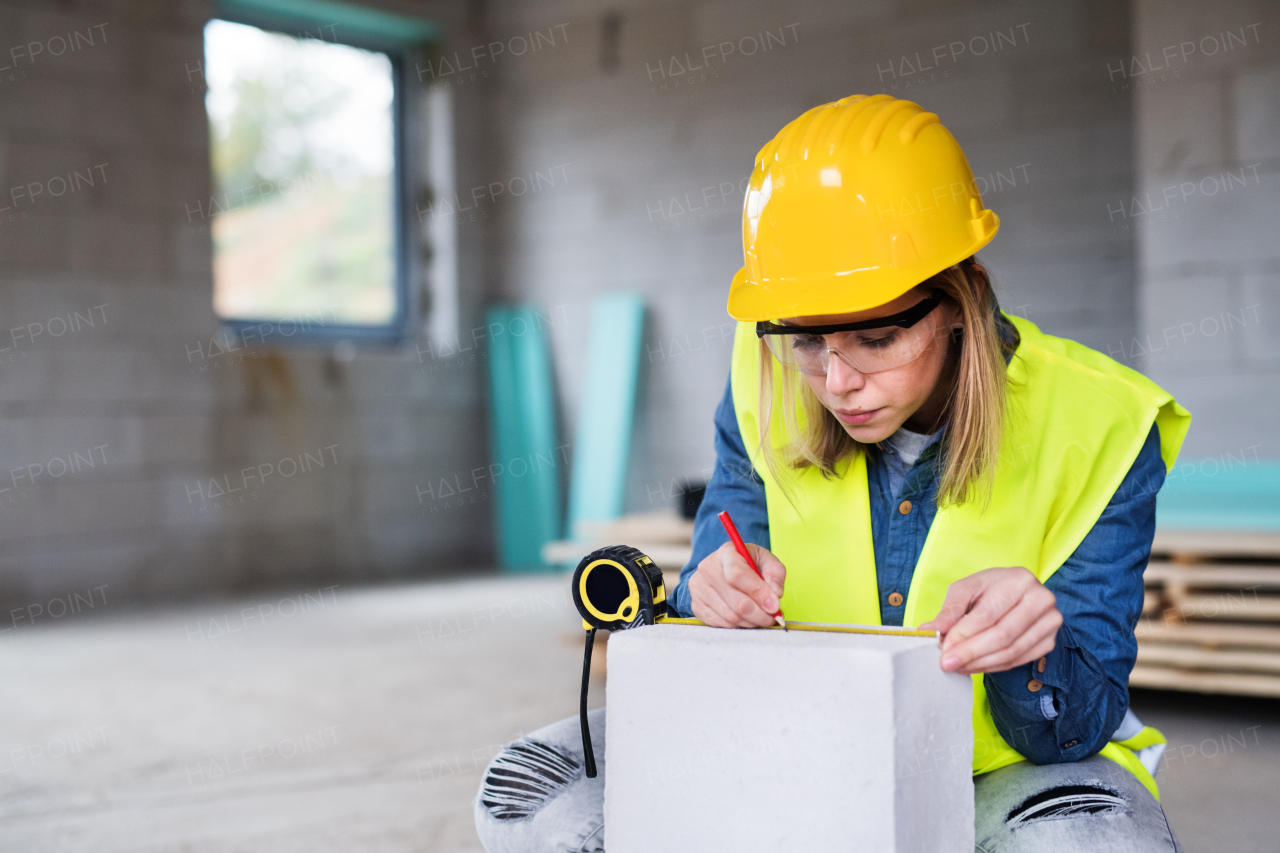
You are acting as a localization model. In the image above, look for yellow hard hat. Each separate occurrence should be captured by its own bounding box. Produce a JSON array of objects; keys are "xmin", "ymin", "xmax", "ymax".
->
[{"xmin": 728, "ymin": 94, "xmax": 999, "ymax": 321}]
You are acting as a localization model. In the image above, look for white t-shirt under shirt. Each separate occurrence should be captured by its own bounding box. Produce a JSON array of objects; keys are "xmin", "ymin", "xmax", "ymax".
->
[{"xmin": 878, "ymin": 424, "xmax": 941, "ymax": 500}]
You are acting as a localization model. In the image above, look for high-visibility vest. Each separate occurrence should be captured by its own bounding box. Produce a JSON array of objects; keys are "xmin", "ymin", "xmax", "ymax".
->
[{"xmin": 728, "ymin": 312, "xmax": 1192, "ymax": 798}]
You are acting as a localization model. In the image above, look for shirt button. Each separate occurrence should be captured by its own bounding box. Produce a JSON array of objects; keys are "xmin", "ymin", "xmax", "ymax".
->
[
  {"xmin": 888, "ymin": 592, "xmax": 903, "ymax": 606},
  {"xmin": 1037, "ymin": 656, "xmax": 1046, "ymax": 673},
  {"xmin": 898, "ymin": 500, "xmax": 913, "ymax": 515},
  {"xmin": 1062, "ymin": 739, "xmax": 1080, "ymax": 748},
  {"xmin": 1027, "ymin": 679, "xmax": 1043, "ymax": 692}
]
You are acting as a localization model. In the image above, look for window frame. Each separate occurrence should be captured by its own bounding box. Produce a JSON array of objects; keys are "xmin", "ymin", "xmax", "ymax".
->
[{"xmin": 205, "ymin": 11, "xmax": 418, "ymax": 349}]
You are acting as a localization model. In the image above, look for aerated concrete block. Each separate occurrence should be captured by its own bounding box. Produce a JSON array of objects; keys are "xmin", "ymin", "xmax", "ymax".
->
[{"xmin": 604, "ymin": 624, "xmax": 974, "ymax": 852}]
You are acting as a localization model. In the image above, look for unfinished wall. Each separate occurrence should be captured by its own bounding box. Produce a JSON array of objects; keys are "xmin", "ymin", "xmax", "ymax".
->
[
  {"xmin": 1132, "ymin": 0, "xmax": 1280, "ymax": 458},
  {"xmin": 484, "ymin": 0, "xmax": 1138, "ymax": 514},
  {"xmin": 0, "ymin": 0, "xmax": 498, "ymax": 608},
  {"xmin": 13, "ymin": 0, "xmax": 1268, "ymax": 607}
]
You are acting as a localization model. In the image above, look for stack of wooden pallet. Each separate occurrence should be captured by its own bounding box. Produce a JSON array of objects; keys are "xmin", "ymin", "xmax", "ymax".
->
[{"xmin": 1134, "ymin": 530, "xmax": 1280, "ymax": 698}]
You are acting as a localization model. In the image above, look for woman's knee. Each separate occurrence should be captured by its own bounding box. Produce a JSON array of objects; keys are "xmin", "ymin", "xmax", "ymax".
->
[
  {"xmin": 478, "ymin": 739, "xmax": 584, "ymax": 821},
  {"xmin": 974, "ymin": 755, "xmax": 1181, "ymax": 852},
  {"xmin": 474, "ymin": 710, "xmax": 606, "ymax": 853}
]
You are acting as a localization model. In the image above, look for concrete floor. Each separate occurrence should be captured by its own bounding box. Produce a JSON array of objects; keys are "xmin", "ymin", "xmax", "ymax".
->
[
  {"xmin": 1, "ymin": 575, "xmax": 1276, "ymax": 851},
  {"xmin": 1130, "ymin": 688, "xmax": 1280, "ymax": 852}
]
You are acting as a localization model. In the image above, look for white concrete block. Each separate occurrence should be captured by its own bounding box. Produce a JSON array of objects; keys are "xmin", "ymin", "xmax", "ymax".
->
[{"xmin": 604, "ymin": 624, "xmax": 973, "ymax": 853}]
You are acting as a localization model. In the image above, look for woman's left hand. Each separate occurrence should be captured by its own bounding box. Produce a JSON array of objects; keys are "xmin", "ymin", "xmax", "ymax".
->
[{"xmin": 917, "ymin": 567, "xmax": 1062, "ymax": 675}]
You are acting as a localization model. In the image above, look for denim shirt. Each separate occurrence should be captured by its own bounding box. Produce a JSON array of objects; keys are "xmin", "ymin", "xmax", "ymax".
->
[{"xmin": 669, "ymin": 308, "xmax": 1165, "ymax": 765}]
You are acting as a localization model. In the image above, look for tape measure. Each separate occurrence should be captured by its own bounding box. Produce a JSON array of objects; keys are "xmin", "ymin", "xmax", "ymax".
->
[
  {"xmin": 572, "ymin": 544, "xmax": 668, "ymax": 631},
  {"xmin": 569, "ymin": 544, "xmax": 937, "ymax": 777},
  {"xmin": 571, "ymin": 545, "xmax": 668, "ymax": 777}
]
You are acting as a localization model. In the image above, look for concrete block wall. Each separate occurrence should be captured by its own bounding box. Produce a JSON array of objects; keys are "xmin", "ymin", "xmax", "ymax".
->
[
  {"xmin": 0, "ymin": 0, "xmax": 500, "ymax": 608},
  {"xmin": 3, "ymin": 0, "xmax": 1266, "ymax": 607},
  {"xmin": 1131, "ymin": 0, "xmax": 1280, "ymax": 457},
  {"xmin": 484, "ymin": 0, "xmax": 1139, "ymax": 515}
]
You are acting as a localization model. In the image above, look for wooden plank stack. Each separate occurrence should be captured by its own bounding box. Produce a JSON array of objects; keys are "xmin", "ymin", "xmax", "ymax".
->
[{"xmin": 1134, "ymin": 530, "xmax": 1280, "ymax": 698}]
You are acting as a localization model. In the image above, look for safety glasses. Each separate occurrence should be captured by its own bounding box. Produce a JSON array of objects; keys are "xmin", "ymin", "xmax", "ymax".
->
[{"xmin": 755, "ymin": 289, "xmax": 947, "ymax": 376}]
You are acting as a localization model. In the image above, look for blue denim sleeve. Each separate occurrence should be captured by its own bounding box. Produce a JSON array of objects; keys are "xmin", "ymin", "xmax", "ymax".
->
[
  {"xmin": 667, "ymin": 375, "xmax": 769, "ymax": 618},
  {"xmin": 985, "ymin": 421, "xmax": 1164, "ymax": 764}
]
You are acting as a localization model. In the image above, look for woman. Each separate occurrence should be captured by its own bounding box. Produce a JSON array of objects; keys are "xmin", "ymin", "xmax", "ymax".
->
[{"xmin": 476, "ymin": 94, "xmax": 1190, "ymax": 852}]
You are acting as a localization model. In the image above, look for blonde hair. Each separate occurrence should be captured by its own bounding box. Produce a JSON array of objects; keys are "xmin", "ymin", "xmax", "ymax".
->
[{"xmin": 757, "ymin": 257, "xmax": 1018, "ymax": 510}]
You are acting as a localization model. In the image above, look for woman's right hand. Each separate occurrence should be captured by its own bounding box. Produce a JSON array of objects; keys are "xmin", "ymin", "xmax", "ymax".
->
[{"xmin": 689, "ymin": 541, "xmax": 787, "ymax": 628}]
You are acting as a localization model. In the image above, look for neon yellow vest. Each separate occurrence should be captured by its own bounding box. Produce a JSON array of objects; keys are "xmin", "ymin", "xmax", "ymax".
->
[{"xmin": 729, "ymin": 312, "xmax": 1191, "ymax": 798}]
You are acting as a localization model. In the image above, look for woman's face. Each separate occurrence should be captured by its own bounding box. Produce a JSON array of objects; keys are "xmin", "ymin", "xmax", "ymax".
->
[{"xmin": 791, "ymin": 286, "xmax": 963, "ymax": 442}]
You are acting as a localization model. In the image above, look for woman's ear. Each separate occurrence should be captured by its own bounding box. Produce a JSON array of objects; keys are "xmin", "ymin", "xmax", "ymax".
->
[{"xmin": 965, "ymin": 260, "xmax": 991, "ymax": 292}]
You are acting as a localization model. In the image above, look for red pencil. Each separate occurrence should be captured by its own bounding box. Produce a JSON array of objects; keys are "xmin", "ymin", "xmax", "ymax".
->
[{"xmin": 717, "ymin": 510, "xmax": 787, "ymax": 629}]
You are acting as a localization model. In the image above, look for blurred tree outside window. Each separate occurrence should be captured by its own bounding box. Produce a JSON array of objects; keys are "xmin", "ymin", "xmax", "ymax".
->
[{"xmin": 204, "ymin": 18, "xmax": 398, "ymax": 328}]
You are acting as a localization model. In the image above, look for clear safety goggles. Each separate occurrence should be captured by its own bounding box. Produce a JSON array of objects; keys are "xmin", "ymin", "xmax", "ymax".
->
[{"xmin": 755, "ymin": 289, "xmax": 947, "ymax": 376}]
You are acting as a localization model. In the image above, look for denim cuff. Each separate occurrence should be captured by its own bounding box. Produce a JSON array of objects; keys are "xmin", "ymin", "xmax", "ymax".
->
[
  {"xmin": 667, "ymin": 578, "xmax": 693, "ymax": 619},
  {"xmin": 1034, "ymin": 620, "xmax": 1078, "ymax": 694},
  {"xmin": 983, "ymin": 622, "xmax": 1102, "ymax": 759},
  {"xmin": 985, "ymin": 621, "xmax": 1075, "ymax": 719}
]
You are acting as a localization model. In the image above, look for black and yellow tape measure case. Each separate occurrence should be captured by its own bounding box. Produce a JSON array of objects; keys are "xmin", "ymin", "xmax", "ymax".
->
[
  {"xmin": 572, "ymin": 544, "xmax": 668, "ymax": 631},
  {"xmin": 571, "ymin": 544, "xmax": 670, "ymax": 777}
]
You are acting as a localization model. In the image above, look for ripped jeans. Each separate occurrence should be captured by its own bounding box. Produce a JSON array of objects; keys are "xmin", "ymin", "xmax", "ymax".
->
[{"xmin": 474, "ymin": 709, "xmax": 1184, "ymax": 852}]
